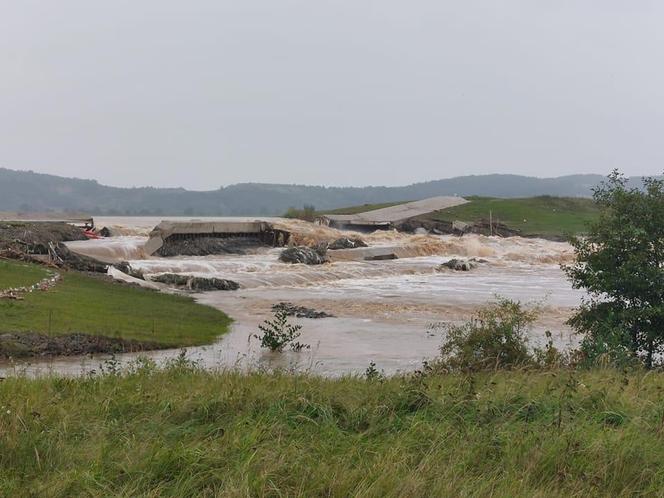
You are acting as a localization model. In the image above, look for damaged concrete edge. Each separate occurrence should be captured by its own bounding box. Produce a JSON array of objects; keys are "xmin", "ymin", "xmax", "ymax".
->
[{"xmin": 144, "ymin": 220, "xmax": 291, "ymax": 256}]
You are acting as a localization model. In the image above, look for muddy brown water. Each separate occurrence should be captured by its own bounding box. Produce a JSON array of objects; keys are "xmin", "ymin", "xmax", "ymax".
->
[{"xmin": 0, "ymin": 217, "xmax": 584, "ymax": 378}]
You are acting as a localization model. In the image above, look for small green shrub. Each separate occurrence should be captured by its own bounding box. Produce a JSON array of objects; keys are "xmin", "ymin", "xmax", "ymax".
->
[
  {"xmin": 364, "ymin": 361, "xmax": 384, "ymax": 381},
  {"xmin": 283, "ymin": 204, "xmax": 317, "ymax": 221},
  {"xmin": 164, "ymin": 348, "xmax": 201, "ymax": 371},
  {"xmin": 255, "ymin": 309, "xmax": 309, "ymax": 352}
]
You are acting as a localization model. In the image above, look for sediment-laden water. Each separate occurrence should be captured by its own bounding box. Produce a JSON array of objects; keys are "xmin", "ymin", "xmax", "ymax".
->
[{"xmin": 2, "ymin": 217, "xmax": 584, "ymax": 377}]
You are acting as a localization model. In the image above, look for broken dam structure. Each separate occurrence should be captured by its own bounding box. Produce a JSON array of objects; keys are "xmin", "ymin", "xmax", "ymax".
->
[{"xmin": 143, "ymin": 220, "xmax": 292, "ymax": 257}]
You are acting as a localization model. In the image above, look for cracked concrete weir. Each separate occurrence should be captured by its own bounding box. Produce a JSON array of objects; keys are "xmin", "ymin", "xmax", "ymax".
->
[{"xmin": 144, "ymin": 220, "xmax": 291, "ymax": 256}]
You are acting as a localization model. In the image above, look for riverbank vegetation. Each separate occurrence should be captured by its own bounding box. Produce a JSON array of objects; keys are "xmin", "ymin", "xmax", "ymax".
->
[
  {"xmin": 0, "ymin": 260, "xmax": 231, "ymax": 352},
  {"xmin": 1, "ymin": 362, "xmax": 663, "ymax": 497},
  {"xmin": 3, "ymin": 298, "xmax": 663, "ymax": 496}
]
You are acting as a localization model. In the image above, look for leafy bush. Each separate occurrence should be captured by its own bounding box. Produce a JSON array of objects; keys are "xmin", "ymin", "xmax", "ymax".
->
[
  {"xmin": 254, "ymin": 309, "xmax": 309, "ymax": 352},
  {"xmin": 428, "ymin": 298, "xmax": 575, "ymax": 373},
  {"xmin": 434, "ymin": 299, "xmax": 537, "ymax": 372},
  {"xmin": 283, "ymin": 204, "xmax": 317, "ymax": 221}
]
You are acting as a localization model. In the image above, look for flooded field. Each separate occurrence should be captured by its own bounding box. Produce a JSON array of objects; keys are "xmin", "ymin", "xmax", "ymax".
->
[{"xmin": 2, "ymin": 217, "xmax": 584, "ymax": 377}]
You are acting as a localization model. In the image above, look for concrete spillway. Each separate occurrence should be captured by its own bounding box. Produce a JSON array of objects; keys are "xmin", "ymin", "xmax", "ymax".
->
[
  {"xmin": 143, "ymin": 220, "xmax": 291, "ymax": 256},
  {"xmin": 318, "ymin": 196, "xmax": 469, "ymax": 231}
]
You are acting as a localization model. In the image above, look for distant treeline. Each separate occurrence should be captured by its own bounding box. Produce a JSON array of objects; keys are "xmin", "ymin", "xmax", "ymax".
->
[{"xmin": 0, "ymin": 167, "xmax": 651, "ymax": 216}]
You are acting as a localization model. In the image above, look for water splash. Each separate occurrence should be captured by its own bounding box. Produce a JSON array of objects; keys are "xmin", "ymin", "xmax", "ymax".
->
[{"xmin": 65, "ymin": 236, "xmax": 147, "ymax": 262}]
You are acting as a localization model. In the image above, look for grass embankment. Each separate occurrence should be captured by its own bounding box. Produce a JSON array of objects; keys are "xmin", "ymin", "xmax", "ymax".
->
[
  {"xmin": 0, "ymin": 260, "xmax": 230, "ymax": 347},
  {"xmin": 432, "ymin": 196, "xmax": 600, "ymax": 237},
  {"xmin": 292, "ymin": 196, "xmax": 600, "ymax": 237},
  {"xmin": 1, "ymin": 366, "xmax": 663, "ymax": 496},
  {"xmin": 0, "ymin": 259, "xmax": 49, "ymax": 290}
]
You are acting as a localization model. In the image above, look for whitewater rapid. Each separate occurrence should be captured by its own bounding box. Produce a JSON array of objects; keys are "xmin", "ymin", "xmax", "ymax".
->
[{"xmin": 4, "ymin": 217, "xmax": 584, "ymax": 377}]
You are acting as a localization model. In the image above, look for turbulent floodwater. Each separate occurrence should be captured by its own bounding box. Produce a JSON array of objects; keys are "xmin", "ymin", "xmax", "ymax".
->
[{"xmin": 2, "ymin": 217, "xmax": 585, "ymax": 377}]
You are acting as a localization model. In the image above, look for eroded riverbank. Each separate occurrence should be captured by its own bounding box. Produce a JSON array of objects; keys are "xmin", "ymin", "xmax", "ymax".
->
[{"xmin": 0, "ymin": 217, "xmax": 584, "ymax": 377}]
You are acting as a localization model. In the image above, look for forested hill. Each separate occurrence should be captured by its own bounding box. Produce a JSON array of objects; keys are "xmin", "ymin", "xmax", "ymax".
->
[{"xmin": 0, "ymin": 167, "xmax": 627, "ymax": 216}]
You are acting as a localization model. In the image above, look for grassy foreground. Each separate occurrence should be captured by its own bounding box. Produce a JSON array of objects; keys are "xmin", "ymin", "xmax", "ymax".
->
[
  {"xmin": 2, "ymin": 365, "xmax": 664, "ymax": 497},
  {"xmin": 431, "ymin": 196, "xmax": 600, "ymax": 237},
  {"xmin": 0, "ymin": 260, "xmax": 231, "ymax": 346}
]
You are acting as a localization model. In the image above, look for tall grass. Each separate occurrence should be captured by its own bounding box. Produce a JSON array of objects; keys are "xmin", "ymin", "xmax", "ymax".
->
[{"xmin": 1, "ymin": 363, "xmax": 663, "ymax": 497}]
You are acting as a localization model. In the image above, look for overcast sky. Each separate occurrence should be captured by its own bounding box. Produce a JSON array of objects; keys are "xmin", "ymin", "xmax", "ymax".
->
[{"xmin": 1, "ymin": 1, "xmax": 663, "ymax": 190}]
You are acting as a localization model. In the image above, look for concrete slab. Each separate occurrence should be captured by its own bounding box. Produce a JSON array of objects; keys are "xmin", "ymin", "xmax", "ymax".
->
[{"xmin": 320, "ymin": 196, "xmax": 468, "ymax": 228}]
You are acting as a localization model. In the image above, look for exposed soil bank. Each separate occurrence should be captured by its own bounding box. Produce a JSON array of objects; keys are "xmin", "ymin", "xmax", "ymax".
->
[
  {"xmin": 396, "ymin": 217, "xmax": 574, "ymax": 242},
  {"xmin": 397, "ymin": 218, "xmax": 522, "ymax": 238},
  {"xmin": 0, "ymin": 221, "xmax": 111, "ymax": 273},
  {"xmin": 0, "ymin": 332, "xmax": 167, "ymax": 358},
  {"xmin": 0, "ymin": 222, "xmax": 87, "ymax": 254}
]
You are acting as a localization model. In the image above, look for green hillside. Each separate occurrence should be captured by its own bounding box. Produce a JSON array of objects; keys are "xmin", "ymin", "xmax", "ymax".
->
[
  {"xmin": 308, "ymin": 196, "xmax": 600, "ymax": 238},
  {"xmin": 432, "ymin": 196, "xmax": 600, "ymax": 237}
]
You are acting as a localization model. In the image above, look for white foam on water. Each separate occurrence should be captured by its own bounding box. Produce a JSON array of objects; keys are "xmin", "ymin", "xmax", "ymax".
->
[{"xmin": 65, "ymin": 236, "xmax": 147, "ymax": 262}]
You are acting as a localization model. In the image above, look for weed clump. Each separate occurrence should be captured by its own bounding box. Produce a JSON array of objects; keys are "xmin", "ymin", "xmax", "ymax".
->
[
  {"xmin": 255, "ymin": 309, "xmax": 309, "ymax": 352},
  {"xmin": 364, "ymin": 361, "xmax": 385, "ymax": 381}
]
